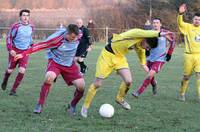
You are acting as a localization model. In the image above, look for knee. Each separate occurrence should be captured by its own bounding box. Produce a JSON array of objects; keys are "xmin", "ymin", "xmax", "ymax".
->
[
  {"xmin": 93, "ymin": 80, "xmax": 103, "ymax": 88},
  {"xmin": 19, "ymin": 67, "xmax": 26, "ymax": 74},
  {"xmin": 124, "ymin": 80, "xmax": 132, "ymax": 87},
  {"xmin": 76, "ymin": 80, "xmax": 85, "ymax": 92},
  {"xmin": 196, "ymin": 72, "xmax": 200, "ymax": 80},
  {"xmin": 183, "ymin": 75, "xmax": 190, "ymax": 81},
  {"xmin": 44, "ymin": 74, "xmax": 56, "ymax": 84},
  {"xmin": 7, "ymin": 69, "xmax": 14, "ymax": 73}
]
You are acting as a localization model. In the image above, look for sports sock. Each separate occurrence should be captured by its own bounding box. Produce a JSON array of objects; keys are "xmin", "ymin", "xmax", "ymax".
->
[
  {"xmin": 179, "ymin": 80, "xmax": 189, "ymax": 96},
  {"xmin": 83, "ymin": 84, "xmax": 97, "ymax": 109},
  {"xmin": 151, "ymin": 76, "xmax": 157, "ymax": 87},
  {"xmin": 38, "ymin": 82, "xmax": 51, "ymax": 105},
  {"xmin": 71, "ymin": 89, "xmax": 84, "ymax": 107},
  {"xmin": 2, "ymin": 71, "xmax": 11, "ymax": 84},
  {"xmin": 11, "ymin": 73, "xmax": 24, "ymax": 92},
  {"xmin": 137, "ymin": 78, "xmax": 151, "ymax": 94},
  {"xmin": 78, "ymin": 61, "xmax": 87, "ymax": 72},
  {"xmin": 116, "ymin": 82, "xmax": 129, "ymax": 102}
]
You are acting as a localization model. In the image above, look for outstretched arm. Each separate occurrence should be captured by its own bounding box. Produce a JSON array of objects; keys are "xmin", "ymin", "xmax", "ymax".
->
[
  {"xmin": 177, "ymin": 4, "xmax": 189, "ymax": 34},
  {"xmin": 15, "ymin": 35, "xmax": 64, "ymax": 60}
]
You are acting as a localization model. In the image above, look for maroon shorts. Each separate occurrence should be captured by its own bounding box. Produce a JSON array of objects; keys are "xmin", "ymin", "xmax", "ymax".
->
[
  {"xmin": 147, "ymin": 61, "xmax": 165, "ymax": 73},
  {"xmin": 8, "ymin": 47, "xmax": 29, "ymax": 69},
  {"xmin": 46, "ymin": 59, "xmax": 83, "ymax": 86}
]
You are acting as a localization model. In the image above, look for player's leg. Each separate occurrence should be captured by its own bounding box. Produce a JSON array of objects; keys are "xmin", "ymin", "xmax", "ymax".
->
[
  {"xmin": 194, "ymin": 54, "xmax": 200, "ymax": 101},
  {"xmin": 81, "ymin": 80, "xmax": 100, "ymax": 118},
  {"xmin": 78, "ymin": 54, "xmax": 88, "ymax": 74},
  {"xmin": 68, "ymin": 78, "xmax": 85, "ymax": 116},
  {"xmin": 34, "ymin": 71, "xmax": 57, "ymax": 114},
  {"xmin": 34, "ymin": 60, "xmax": 59, "ymax": 114},
  {"xmin": 151, "ymin": 76, "xmax": 158, "ymax": 95},
  {"xmin": 179, "ymin": 75, "xmax": 190, "ymax": 101},
  {"xmin": 1, "ymin": 69, "xmax": 14, "ymax": 91},
  {"xmin": 9, "ymin": 55, "xmax": 29, "ymax": 95},
  {"xmin": 114, "ymin": 55, "xmax": 132, "ymax": 110},
  {"xmin": 196, "ymin": 72, "xmax": 200, "ymax": 101},
  {"xmin": 151, "ymin": 62, "xmax": 164, "ymax": 95},
  {"xmin": 77, "ymin": 57, "xmax": 87, "ymax": 73},
  {"xmin": 133, "ymin": 61, "xmax": 164, "ymax": 97},
  {"xmin": 179, "ymin": 54, "xmax": 193, "ymax": 101},
  {"xmin": 9, "ymin": 67, "xmax": 25, "ymax": 95},
  {"xmin": 75, "ymin": 46, "xmax": 88, "ymax": 74},
  {"xmin": 81, "ymin": 77, "xmax": 104, "ymax": 117},
  {"xmin": 133, "ymin": 69, "xmax": 156, "ymax": 97},
  {"xmin": 60, "ymin": 63, "xmax": 84, "ymax": 116},
  {"xmin": 147, "ymin": 61, "xmax": 158, "ymax": 94},
  {"xmin": 116, "ymin": 68, "xmax": 132, "ymax": 110},
  {"xmin": 1, "ymin": 54, "xmax": 17, "ymax": 90},
  {"xmin": 81, "ymin": 49, "xmax": 113, "ymax": 117}
]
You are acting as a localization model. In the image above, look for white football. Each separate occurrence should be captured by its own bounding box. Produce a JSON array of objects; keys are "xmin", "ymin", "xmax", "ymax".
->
[{"xmin": 99, "ymin": 103, "xmax": 114, "ymax": 118}]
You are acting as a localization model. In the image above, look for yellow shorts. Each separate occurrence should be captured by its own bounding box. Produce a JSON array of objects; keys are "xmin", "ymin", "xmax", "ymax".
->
[
  {"xmin": 95, "ymin": 48, "xmax": 129, "ymax": 78},
  {"xmin": 183, "ymin": 53, "xmax": 200, "ymax": 75}
]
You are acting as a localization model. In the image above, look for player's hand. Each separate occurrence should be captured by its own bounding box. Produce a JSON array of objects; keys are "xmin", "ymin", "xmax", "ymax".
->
[
  {"xmin": 142, "ymin": 65, "xmax": 149, "ymax": 73},
  {"xmin": 87, "ymin": 45, "xmax": 93, "ymax": 52},
  {"xmin": 160, "ymin": 31, "xmax": 173, "ymax": 37},
  {"xmin": 165, "ymin": 33, "xmax": 174, "ymax": 42},
  {"xmin": 10, "ymin": 50, "xmax": 16, "ymax": 57},
  {"xmin": 179, "ymin": 4, "xmax": 186, "ymax": 14},
  {"xmin": 165, "ymin": 54, "xmax": 171, "ymax": 62},
  {"xmin": 14, "ymin": 54, "xmax": 23, "ymax": 61}
]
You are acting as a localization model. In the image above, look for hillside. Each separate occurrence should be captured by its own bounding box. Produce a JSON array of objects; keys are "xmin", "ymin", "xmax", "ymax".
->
[{"xmin": 0, "ymin": 0, "xmax": 199, "ymax": 30}]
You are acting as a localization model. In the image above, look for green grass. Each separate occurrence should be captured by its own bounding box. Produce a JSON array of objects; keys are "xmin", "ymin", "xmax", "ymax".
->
[{"xmin": 0, "ymin": 41, "xmax": 200, "ymax": 132}]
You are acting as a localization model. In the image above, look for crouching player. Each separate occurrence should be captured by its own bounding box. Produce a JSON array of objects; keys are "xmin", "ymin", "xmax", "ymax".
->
[{"xmin": 81, "ymin": 28, "xmax": 172, "ymax": 118}]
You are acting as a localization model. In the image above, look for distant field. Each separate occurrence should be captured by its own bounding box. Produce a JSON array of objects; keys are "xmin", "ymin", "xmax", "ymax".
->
[{"xmin": 0, "ymin": 42, "xmax": 200, "ymax": 132}]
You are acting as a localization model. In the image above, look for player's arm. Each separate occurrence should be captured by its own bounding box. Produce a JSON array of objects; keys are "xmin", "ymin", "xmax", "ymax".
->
[
  {"xmin": 134, "ymin": 44, "xmax": 149, "ymax": 72},
  {"xmin": 120, "ymin": 28, "xmax": 160, "ymax": 38},
  {"xmin": 177, "ymin": 4, "xmax": 189, "ymax": 34},
  {"xmin": 85, "ymin": 27, "xmax": 92, "ymax": 45},
  {"xmin": 84, "ymin": 27, "xmax": 93, "ymax": 51},
  {"xmin": 14, "ymin": 35, "xmax": 63, "ymax": 60},
  {"xmin": 6, "ymin": 24, "xmax": 18, "ymax": 54}
]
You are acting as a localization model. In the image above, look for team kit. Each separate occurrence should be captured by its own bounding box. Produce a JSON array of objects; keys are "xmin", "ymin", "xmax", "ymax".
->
[{"xmin": 1, "ymin": 4, "xmax": 200, "ymax": 118}]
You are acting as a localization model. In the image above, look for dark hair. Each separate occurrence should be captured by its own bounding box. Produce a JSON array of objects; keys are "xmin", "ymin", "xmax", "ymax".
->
[
  {"xmin": 67, "ymin": 24, "xmax": 79, "ymax": 35},
  {"xmin": 152, "ymin": 17, "xmax": 162, "ymax": 23},
  {"xmin": 194, "ymin": 12, "xmax": 200, "ymax": 17},
  {"xmin": 19, "ymin": 9, "xmax": 30, "ymax": 16},
  {"xmin": 146, "ymin": 37, "xmax": 158, "ymax": 48}
]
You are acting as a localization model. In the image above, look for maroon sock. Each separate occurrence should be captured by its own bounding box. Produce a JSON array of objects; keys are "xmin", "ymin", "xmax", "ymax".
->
[
  {"xmin": 70, "ymin": 89, "xmax": 84, "ymax": 107},
  {"xmin": 151, "ymin": 77, "xmax": 157, "ymax": 86},
  {"xmin": 2, "ymin": 71, "xmax": 11, "ymax": 84},
  {"xmin": 38, "ymin": 82, "xmax": 51, "ymax": 105},
  {"xmin": 137, "ymin": 78, "xmax": 152, "ymax": 94},
  {"xmin": 11, "ymin": 73, "xmax": 24, "ymax": 92}
]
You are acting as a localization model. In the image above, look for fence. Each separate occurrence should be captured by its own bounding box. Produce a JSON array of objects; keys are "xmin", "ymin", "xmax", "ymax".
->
[{"xmin": 0, "ymin": 27, "xmax": 184, "ymax": 44}]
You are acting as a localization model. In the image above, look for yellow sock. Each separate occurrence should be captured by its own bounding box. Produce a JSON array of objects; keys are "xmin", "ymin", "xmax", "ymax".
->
[
  {"xmin": 179, "ymin": 80, "xmax": 189, "ymax": 96},
  {"xmin": 196, "ymin": 80, "xmax": 200, "ymax": 99},
  {"xmin": 116, "ymin": 82, "xmax": 129, "ymax": 102},
  {"xmin": 83, "ymin": 84, "xmax": 97, "ymax": 109}
]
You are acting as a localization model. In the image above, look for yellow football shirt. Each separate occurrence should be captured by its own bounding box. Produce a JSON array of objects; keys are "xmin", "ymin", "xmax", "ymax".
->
[
  {"xmin": 111, "ymin": 28, "xmax": 159, "ymax": 65},
  {"xmin": 177, "ymin": 14, "xmax": 200, "ymax": 54}
]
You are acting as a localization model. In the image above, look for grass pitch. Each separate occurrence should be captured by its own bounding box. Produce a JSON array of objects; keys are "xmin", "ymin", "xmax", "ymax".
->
[{"xmin": 0, "ymin": 41, "xmax": 200, "ymax": 132}]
